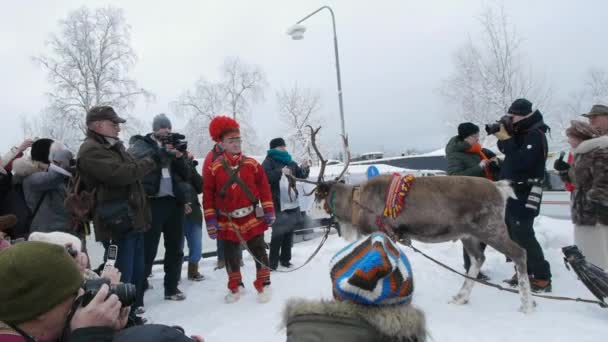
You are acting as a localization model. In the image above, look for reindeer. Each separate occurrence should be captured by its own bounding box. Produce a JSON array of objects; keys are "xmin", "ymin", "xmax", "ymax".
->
[{"xmin": 293, "ymin": 126, "xmax": 535, "ymax": 313}]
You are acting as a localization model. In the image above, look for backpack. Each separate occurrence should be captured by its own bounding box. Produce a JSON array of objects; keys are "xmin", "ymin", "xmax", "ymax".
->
[{"xmin": 64, "ymin": 169, "xmax": 96, "ymax": 226}]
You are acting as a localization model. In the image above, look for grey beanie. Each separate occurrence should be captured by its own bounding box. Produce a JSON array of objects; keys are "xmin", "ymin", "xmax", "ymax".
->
[{"xmin": 153, "ymin": 114, "xmax": 172, "ymax": 132}]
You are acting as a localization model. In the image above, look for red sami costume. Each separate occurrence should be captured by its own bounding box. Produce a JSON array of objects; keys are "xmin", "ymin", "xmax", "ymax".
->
[{"xmin": 202, "ymin": 116, "xmax": 275, "ymax": 294}]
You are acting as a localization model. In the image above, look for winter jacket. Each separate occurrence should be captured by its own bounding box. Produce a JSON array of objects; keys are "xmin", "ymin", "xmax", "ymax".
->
[
  {"xmin": 497, "ymin": 110, "xmax": 549, "ymax": 218},
  {"xmin": 127, "ymin": 134, "xmax": 191, "ymax": 204},
  {"xmin": 181, "ymin": 160, "xmax": 203, "ymax": 224},
  {"xmin": 262, "ymin": 152, "xmax": 310, "ymax": 213},
  {"xmin": 77, "ymin": 130, "xmax": 156, "ymax": 242},
  {"xmin": 283, "ymin": 299, "xmax": 427, "ymax": 342},
  {"xmin": 66, "ymin": 326, "xmax": 115, "ymax": 342},
  {"xmin": 202, "ymin": 152, "xmax": 274, "ymax": 242},
  {"xmin": 445, "ymin": 136, "xmax": 499, "ymax": 179},
  {"xmin": 563, "ymin": 135, "xmax": 608, "ymax": 226},
  {"xmin": 11, "ymin": 158, "xmax": 71, "ymax": 233},
  {"xmin": 497, "ymin": 110, "xmax": 549, "ymax": 183}
]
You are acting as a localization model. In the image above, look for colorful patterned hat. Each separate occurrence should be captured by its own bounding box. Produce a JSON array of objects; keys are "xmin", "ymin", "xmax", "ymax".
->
[{"xmin": 330, "ymin": 233, "xmax": 414, "ymax": 306}]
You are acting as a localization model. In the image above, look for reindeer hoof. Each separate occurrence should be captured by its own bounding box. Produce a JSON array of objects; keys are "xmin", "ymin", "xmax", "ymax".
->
[{"xmin": 449, "ymin": 296, "xmax": 469, "ymax": 305}]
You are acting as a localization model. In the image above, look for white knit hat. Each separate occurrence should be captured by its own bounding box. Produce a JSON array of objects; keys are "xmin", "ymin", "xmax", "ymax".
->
[{"xmin": 28, "ymin": 231, "xmax": 82, "ymax": 252}]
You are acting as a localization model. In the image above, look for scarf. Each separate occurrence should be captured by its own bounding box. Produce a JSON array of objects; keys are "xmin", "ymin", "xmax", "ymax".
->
[
  {"xmin": 267, "ymin": 149, "xmax": 292, "ymax": 164},
  {"xmin": 466, "ymin": 143, "xmax": 494, "ymax": 180}
]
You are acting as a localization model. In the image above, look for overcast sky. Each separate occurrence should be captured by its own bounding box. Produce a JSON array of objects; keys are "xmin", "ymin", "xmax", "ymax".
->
[{"xmin": 1, "ymin": 0, "xmax": 607, "ymax": 156}]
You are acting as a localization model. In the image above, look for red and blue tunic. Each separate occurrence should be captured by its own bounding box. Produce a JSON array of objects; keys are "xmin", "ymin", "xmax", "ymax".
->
[{"xmin": 202, "ymin": 152, "xmax": 274, "ymax": 242}]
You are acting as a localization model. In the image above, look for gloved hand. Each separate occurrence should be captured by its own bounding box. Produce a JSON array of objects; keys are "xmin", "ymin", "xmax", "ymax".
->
[
  {"xmin": 479, "ymin": 159, "xmax": 491, "ymax": 169},
  {"xmin": 494, "ymin": 124, "xmax": 512, "ymax": 141},
  {"xmin": 264, "ymin": 211, "xmax": 276, "ymax": 226},
  {"xmin": 554, "ymin": 154, "xmax": 570, "ymax": 172},
  {"xmin": 206, "ymin": 219, "xmax": 219, "ymax": 240}
]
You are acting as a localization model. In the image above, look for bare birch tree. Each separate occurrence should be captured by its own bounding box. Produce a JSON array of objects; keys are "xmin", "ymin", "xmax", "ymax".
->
[
  {"xmin": 32, "ymin": 6, "xmax": 151, "ymax": 145},
  {"xmin": 175, "ymin": 57, "xmax": 267, "ymax": 155},
  {"xmin": 276, "ymin": 84, "xmax": 322, "ymax": 162},
  {"xmin": 441, "ymin": 3, "xmax": 551, "ymax": 137}
]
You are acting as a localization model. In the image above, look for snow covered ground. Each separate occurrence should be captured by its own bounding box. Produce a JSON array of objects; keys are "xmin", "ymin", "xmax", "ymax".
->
[{"xmin": 136, "ymin": 216, "xmax": 608, "ymax": 342}]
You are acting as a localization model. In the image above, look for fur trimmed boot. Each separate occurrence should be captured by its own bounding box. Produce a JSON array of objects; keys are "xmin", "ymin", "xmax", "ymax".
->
[{"xmin": 188, "ymin": 262, "xmax": 205, "ymax": 281}]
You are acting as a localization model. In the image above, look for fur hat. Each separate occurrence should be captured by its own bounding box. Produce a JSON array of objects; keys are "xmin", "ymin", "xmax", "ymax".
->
[
  {"xmin": 209, "ymin": 116, "xmax": 240, "ymax": 142},
  {"xmin": 270, "ymin": 137, "xmax": 286, "ymax": 149},
  {"xmin": 508, "ymin": 98, "xmax": 533, "ymax": 116},
  {"xmin": 330, "ymin": 233, "xmax": 414, "ymax": 306},
  {"xmin": 566, "ymin": 120, "xmax": 599, "ymax": 141},
  {"xmin": 28, "ymin": 231, "xmax": 82, "ymax": 252},
  {"xmin": 0, "ymin": 241, "xmax": 83, "ymax": 324},
  {"xmin": 153, "ymin": 113, "xmax": 172, "ymax": 132},
  {"xmin": 31, "ymin": 138, "xmax": 54, "ymax": 164},
  {"xmin": 457, "ymin": 122, "xmax": 480, "ymax": 139}
]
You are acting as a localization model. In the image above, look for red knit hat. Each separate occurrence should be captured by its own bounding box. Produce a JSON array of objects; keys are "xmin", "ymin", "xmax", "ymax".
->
[{"xmin": 209, "ymin": 116, "xmax": 240, "ymax": 143}]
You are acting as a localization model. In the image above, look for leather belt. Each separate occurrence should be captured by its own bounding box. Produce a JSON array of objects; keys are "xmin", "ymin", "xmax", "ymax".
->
[{"xmin": 220, "ymin": 206, "xmax": 254, "ymax": 219}]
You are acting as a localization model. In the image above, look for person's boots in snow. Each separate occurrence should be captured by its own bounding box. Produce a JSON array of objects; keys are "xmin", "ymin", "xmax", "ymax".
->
[
  {"xmin": 215, "ymin": 260, "xmax": 225, "ymax": 270},
  {"xmin": 256, "ymin": 286, "xmax": 272, "ymax": 303},
  {"xmin": 225, "ymin": 271, "xmax": 244, "ymax": 303},
  {"xmin": 254, "ymin": 268, "xmax": 271, "ymax": 303},
  {"xmin": 165, "ymin": 288, "xmax": 186, "ymax": 301},
  {"xmin": 188, "ymin": 262, "xmax": 205, "ymax": 281}
]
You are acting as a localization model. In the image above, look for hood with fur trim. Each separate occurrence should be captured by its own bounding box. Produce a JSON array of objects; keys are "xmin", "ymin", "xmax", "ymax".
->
[
  {"xmin": 11, "ymin": 157, "xmax": 46, "ymax": 181},
  {"xmin": 283, "ymin": 298, "xmax": 427, "ymax": 342},
  {"xmin": 573, "ymin": 135, "xmax": 608, "ymax": 156}
]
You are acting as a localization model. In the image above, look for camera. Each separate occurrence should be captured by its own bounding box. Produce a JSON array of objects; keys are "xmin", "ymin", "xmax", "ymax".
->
[
  {"xmin": 159, "ymin": 133, "xmax": 188, "ymax": 153},
  {"xmin": 485, "ymin": 115, "xmax": 514, "ymax": 135},
  {"xmin": 81, "ymin": 278, "xmax": 136, "ymax": 307}
]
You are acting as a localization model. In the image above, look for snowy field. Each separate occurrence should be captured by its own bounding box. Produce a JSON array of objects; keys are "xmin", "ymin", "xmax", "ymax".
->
[{"xmin": 138, "ymin": 216, "xmax": 608, "ymax": 342}]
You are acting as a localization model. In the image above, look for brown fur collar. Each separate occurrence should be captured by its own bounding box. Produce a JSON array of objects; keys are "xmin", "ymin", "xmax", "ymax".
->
[
  {"xmin": 282, "ymin": 298, "xmax": 427, "ymax": 340},
  {"xmin": 574, "ymin": 135, "xmax": 608, "ymax": 155}
]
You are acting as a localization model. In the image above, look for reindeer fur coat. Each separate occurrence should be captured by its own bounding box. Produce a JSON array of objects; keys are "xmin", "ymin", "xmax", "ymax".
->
[{"xmin": 283, "ymin": 298, "xmax": 427, "ymax": 342}]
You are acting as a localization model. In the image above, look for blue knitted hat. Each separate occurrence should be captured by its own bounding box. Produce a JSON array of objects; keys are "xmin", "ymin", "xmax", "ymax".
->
[{"xmin": 330, "ymin": 233, "xmax": 414, "ymax": 306}]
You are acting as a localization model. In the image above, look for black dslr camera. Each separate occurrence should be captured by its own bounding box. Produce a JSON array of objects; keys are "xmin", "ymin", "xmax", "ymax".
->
[
  {"xmin": 485, "ymin": 115, "xmax": 514, "ymax": 135},
  {"xmin": 81, "ymin": 278, "xmax": 136, "ymax": 307},
  {"xmin": 159, "ymin": 133, "xmax": 188, "ymax": 153}
]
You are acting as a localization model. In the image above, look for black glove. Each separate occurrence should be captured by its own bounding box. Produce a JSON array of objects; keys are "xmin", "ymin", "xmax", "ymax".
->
[{"xmin": 553, "ymin": 158, "xmax": 570, "ymax": 172}]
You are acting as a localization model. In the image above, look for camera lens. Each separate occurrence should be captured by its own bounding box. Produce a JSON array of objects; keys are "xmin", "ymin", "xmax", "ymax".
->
[{"xmin": 110, "ymin": 283, "xmax": 137, "ymax": 307}]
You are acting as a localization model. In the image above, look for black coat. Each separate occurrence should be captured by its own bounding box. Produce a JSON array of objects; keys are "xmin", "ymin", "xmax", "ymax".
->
[
  {"xmin": 262, "ymin": 155, "xmax": 310, "ymax": 213},
  {"xmin": 128, "ymin": 134, "xmax": 191, "ymax": 204},
  {"xmin": 498, "ymin": 110, "xmax": 549, "ymax": 218}
]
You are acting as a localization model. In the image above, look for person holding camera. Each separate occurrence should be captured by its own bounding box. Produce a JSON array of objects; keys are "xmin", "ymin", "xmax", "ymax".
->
[
  {"xmin": 0, "ymin": 241, "xmax": 129, "ymax": 342},
  {"xmin": 492, "ymin": 98, "xmax": 552, "ymax": 292},
  {"xmin": 77, "ymin": 106, "xmax": 157, "ymax": 322},
  {"xmin": 128, "ymin": 114, "xmax": 191, "ymax": 301},
  {"xmin": 445, "ymin": 122, "xmax": 500, "ymax": 280},
  {"xmin": 554, "ymin": 120, "xmax": 608, "ymax": 269},
  {"xmin": 202, "ymin": 116, "xmax": 275, "ymax": 304},
  {"xmin": 262, "ymin": 138, "xmax": 310, "ymax": 270}
]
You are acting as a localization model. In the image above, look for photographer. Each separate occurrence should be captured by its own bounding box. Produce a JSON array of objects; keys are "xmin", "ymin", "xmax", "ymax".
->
[
  {"xmin": 78, "ymin": 106, "xmax": 157, "ymax": 324},
  {"xmin": 492, "ymin": 98, "xmax": 552, "ymax": 292},
  {"xmin": 128, "ymin": 114, "xmax": 191, "ymax": 301},
  {"xmin": 0, "ymin": 241, "xmax": 205, "ymax": 342},
  {"xmin": 445, "ymin": 122, "xmax": 500, "ymax": 280},
  {"xmin": 0, "ymin": 241, "xmax": 128, "ymax": 342}
]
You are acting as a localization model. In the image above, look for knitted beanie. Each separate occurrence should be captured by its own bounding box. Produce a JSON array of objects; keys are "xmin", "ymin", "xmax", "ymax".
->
[
  {"xmin": 269, "ymin": 138, "xmax": 286, "ymax": 149},
  {"xmin": 28, "ymin": 231, "xmax": 82, "ymax": 252},
  {"xmin": 0, "ymin": 241, "xmax": 83, "ymax": 324},
  {"xmin": 209, "ymin": 116, "xmax": 240, "ymax": 142},
  {"xmin": 508, "ymin": 98, "xmax": 533, "ymax": 116},
  {"xmin": 330, "ymin": 233, "xmax": 414, "ymax": 306},
  {"xmin": 152, "ymin": 113, "xmax": 172, "ymax": 132},
  {"xmin": 457, "ymin": 122, "xmax": 480, "ymax": 139}
]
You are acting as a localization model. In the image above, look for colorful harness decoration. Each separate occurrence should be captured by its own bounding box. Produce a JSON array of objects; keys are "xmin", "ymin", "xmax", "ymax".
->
[{"xmin": 383, "ymin": 173, "xmax": 415, "ymax": 219}]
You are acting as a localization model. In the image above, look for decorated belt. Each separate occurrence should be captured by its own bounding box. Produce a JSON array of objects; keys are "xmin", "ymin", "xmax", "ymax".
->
[{"xmin": 220, "ymin": 206, "xmax": 254, "ymax": 219}]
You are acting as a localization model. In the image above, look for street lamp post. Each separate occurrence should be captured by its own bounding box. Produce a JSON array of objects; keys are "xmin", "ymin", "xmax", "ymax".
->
[{"xmin": 287, "ymin": 6, "xmax": 347, "ymax": 140}]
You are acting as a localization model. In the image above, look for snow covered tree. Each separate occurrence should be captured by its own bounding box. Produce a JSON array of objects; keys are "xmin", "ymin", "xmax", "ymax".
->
[
  {"xmin": 276, "ymin": 84, "xmax": 322, "ymax": 162},
  {"xmin": 440, "ymin": 3, "xmax": 551, "ymax": 144},
  {"xmin": 32, "ymin": 6, "xmax": 151, "ymax": 146}
]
